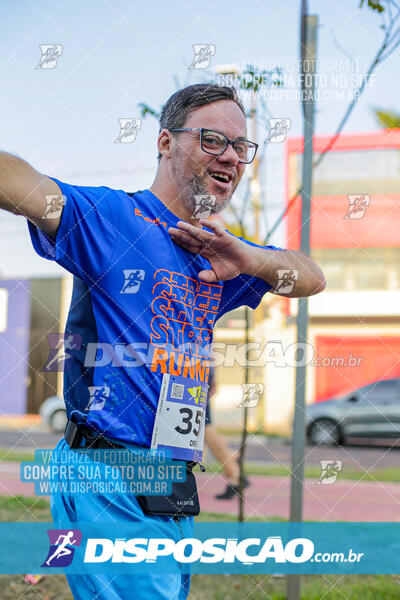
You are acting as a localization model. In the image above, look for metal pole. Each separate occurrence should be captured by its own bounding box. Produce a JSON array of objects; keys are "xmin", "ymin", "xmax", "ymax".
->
[
  {"xmin": 250, "ymin": 92, "xmax": 260, "ymax": 243},
  {"xmin": 287, "ymin": 3, "xmax": 317, "ymax": 599},
  {"xmin": 238, "ymin": 304, "xmax": 250, "ymax": 522}
]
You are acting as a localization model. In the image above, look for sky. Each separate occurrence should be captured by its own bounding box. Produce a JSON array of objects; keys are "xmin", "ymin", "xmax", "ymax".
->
[{"xmin": 1, "ymin": 0, "xmax": 399, "ymax": 277}]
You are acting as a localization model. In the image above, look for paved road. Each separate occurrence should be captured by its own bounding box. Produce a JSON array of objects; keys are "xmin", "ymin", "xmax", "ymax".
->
[
  {"xmin": 0, "ymin": 429, "xmax": 61, "ymax": 450},
  {"xmin": 2, "ymin": 462, "xmax": 399, "ymax": 521},
  {"xmin": 1, "ymin": 427, "xmax": 400, "ymax": 471}
]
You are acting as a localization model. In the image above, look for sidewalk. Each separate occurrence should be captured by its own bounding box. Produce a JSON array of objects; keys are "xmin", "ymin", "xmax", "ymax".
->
[
  {"xmin": 196, "ymin": 473, "xmax": 400, "ymax": 521},
  {"xmin": 1, "ymin": 462, "xmax": 399, "ymax": 521},
  {"xmin": 0, "ymin": 415, "xmax": 42, "ymax": 430}
]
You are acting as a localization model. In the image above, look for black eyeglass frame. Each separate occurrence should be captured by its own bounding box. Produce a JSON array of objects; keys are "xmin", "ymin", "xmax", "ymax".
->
[{"xmin": 168, "ymin": 127, "xmax": 258, "ymax": 164}]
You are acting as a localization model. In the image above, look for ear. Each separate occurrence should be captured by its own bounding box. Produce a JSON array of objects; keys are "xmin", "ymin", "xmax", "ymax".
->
[{"xmin": 157, "ymin": 128, "xmax": 173, "ymax": 159}]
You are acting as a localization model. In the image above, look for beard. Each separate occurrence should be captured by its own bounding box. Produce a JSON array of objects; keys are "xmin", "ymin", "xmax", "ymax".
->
[
  {"xmin": 171, "ymin": 146, "xmax": 234, "ymax": 218},
  {"xmin": 185, "ymin": 172, "xmax": 231, "ymax": 217}
]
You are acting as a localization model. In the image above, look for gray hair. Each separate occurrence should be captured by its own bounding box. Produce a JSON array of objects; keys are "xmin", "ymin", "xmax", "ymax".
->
[{"xmin": 157, "ymin": 83, "xmax": 245, "ymax": 161}]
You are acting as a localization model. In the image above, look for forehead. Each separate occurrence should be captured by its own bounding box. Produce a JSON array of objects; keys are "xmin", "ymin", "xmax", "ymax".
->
[{"xmin": 184, "ymin": 100, "xmax": 247, "ymax": 139}]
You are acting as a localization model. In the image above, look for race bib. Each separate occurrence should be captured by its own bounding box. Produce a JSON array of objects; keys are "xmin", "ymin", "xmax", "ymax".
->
[{"xmin": 151, "ymin": 373, "xmax": 208, "ymax": 461}]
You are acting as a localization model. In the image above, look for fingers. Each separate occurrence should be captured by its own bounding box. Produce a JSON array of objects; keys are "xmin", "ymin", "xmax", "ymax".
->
[
  {"xmin": 197, "ymin": 269, "xmax": 218, "ymax": 283},
  {"xmin": 199, "ymin": 218, "xmax": 224, "ymax": 236},
  {"xmin": 176, "ymin": 220, "xmax": 215, "ymax": 243},
  {"xmin": 168, "ymin": 220, "xmax": 225, "ymax": 260},
  {"xmin": 168, "ymin": 227, "xmax": 203, "ymax": 253}
]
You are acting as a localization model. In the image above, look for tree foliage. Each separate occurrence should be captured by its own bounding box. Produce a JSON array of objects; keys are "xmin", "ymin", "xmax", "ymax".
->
[
  {"xmin": 360, "ymin": 0, "xmax": 385, "ymax": 13},
  {"xmin": 372, "ymin": 107, "xmax": 400, "ymax": 128}
]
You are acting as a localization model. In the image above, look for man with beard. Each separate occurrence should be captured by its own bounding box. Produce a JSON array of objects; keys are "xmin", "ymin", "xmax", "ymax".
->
[{"xmin": 0, "ymin": 84, "xmax": 325, "ymax": 599}]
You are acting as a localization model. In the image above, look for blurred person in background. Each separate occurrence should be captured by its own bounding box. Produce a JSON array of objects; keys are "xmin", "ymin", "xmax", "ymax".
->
[{"xmin": 204, "ymin": 367, "xmax": 250, "ymax": 499}]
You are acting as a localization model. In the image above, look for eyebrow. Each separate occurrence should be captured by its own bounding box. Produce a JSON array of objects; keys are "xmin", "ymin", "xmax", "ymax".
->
[{"xmin": 209, "ymin": 128, "xmax": 249, "ymax": 141}]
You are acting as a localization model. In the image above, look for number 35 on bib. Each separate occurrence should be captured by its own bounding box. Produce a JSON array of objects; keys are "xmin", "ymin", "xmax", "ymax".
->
[{"xmin": 151, "ymin": 373, "xmax": 208, "ymax": 461}]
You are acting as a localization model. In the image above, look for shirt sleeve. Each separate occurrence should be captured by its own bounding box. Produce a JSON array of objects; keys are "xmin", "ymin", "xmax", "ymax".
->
[
  {"xmin": 216, "ymin": 233, "xmax": 286, "ymax": 318},
  {"xmin": 27, "ymin": 178, "xmax": 120, "ymax": 283}
]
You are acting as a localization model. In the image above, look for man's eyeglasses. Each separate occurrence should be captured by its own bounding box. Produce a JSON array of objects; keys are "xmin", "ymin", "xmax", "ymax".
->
[{"xmin": 169, "ymin": 128, "xmax": 258, "ymax": 164}]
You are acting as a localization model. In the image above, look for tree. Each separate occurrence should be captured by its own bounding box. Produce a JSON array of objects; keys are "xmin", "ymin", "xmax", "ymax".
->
[{"xmin": 372, "ymin": 107, "xmax": 400, "ymax": 128}]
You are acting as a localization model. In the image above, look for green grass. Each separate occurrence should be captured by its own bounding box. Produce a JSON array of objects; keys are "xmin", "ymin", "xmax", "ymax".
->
[
  {"xmin": 195, "ymin": 512, "xmax": 287, "ymax": 522},
  {"xmin": 1, "ymin": 573, "xmax": 399, "ymax": 600},
  {"xmin": 0, "ymin": 495, "xmax": 399, "ymax": 599},
  {"xmin": 216, "ymin": 429, "xmax": 290, "ymax": 440},
  {"xmin": 204, "ymin": 461, "xmax": 400, "ymax": 483},
  {"xmin": 0, "ymin": 495, "xmax": 51, "ymax": 522},
  {"xmin": 0, "ymin": 448, "xmax": 35, "ymax": 462},
  {"xmin": 0, "ymin": 574, "xmax": 74, "ymax": 599},
  {"xmin": 190, "ymin": 574, "xmax": 400, "ymax": 600}
]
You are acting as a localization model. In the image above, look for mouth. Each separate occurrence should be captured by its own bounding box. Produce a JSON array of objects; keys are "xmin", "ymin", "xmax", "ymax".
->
[{"xmin": 208, "ymin": 170, "xmax": 234, "ymax": 190}]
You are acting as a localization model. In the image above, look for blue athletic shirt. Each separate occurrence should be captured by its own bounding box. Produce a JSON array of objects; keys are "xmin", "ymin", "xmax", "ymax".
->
[{"xmin": 28, "ymin": 181, "xmax": 284, "ymax": 448}]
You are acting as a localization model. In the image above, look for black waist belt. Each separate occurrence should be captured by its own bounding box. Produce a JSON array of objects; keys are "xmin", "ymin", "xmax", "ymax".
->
[
  {"xmin": 64, "ymin": 419, "xmax": 125, "ymax": 450},
  {"xmin": 63, "ymin": 419, "xmax": 200, "ymax": 517}
]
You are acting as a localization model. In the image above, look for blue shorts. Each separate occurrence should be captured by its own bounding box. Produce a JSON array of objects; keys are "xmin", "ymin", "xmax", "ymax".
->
[{"xmin": 50, "ymin": 438, "xmax": 193, "ymax": 600}]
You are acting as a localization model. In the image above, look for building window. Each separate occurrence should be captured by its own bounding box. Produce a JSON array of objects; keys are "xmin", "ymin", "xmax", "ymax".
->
[{"xmin": 312, "ymin": 248, "xmax": 400, "ymax": 290}]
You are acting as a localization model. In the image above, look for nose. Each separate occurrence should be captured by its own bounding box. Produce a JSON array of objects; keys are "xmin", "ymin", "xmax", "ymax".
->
[{"xmin": 216, "ymin": 142, "xmax": 240, "ymax": 166}]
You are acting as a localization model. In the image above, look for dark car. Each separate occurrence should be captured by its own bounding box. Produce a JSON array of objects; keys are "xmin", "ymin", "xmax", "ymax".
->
[{"xmin": 306, "ymin": 378, "xmax": 400, "ymax": 446}]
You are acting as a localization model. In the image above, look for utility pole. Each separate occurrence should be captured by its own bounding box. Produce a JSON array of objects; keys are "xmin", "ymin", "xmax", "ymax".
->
[{"xmin": 287, "ymin": 2, "xmax": 317, "ymax": 599}]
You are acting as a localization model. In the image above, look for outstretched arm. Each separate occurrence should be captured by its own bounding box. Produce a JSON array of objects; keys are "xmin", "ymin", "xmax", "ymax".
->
[
  {"xmin": 168, "ymin": 218, "xmax": 326, "ymax": 298},
  {"xmin": 0, "ymin": 152, "xmax": 63, "ymax": 237}
]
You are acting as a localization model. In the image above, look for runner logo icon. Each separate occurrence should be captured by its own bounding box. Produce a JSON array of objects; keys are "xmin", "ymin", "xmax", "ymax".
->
[
  {"xmin": 41, "ymin": 529, "xmax": 82, "ymax": 567},
  {"xmin": 120, "ymin": 269, "xmax": 145, "ymax": 294}
]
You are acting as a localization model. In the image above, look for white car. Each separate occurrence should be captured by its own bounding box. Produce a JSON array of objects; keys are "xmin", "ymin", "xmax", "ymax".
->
[{"xmin": 39, "ymin": 396, "xmax": 67, "ymax": 433}]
